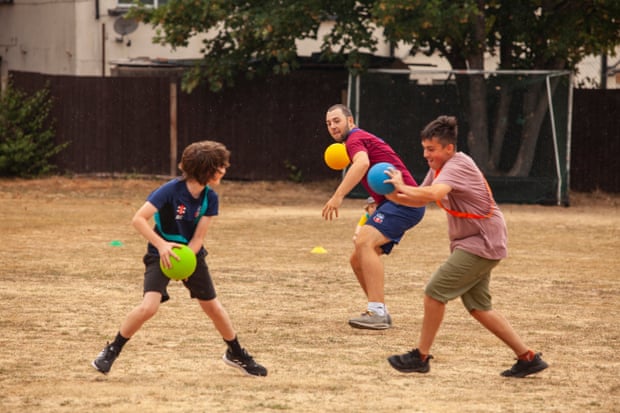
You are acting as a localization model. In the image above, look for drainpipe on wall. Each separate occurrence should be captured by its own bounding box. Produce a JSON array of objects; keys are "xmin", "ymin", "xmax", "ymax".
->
[
  {"xmin": 102, "ymin": 23, "xmax": 106, "ymax": 77},
  {"xmin": 0, "ymin": 55, "xmax": 4, "ymax": 94},
  {"xmin": 601, "ymin": 55, "xmax": 607, "ymax": 90}
]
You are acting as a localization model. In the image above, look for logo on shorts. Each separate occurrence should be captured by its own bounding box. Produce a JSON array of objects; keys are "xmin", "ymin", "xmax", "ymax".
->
[
  {"xmin": 176, "ymin": 204, "xmax": 187, "ymax": 220},
  {"xmin": 373, "ymin": 213, "xmax": 385, "ymax": 224}
]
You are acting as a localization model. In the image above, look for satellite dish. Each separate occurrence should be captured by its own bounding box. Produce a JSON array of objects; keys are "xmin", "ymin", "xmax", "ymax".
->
[{"xmin": 113, "ymin": 17, "xmax": 138, "ymax": 36}]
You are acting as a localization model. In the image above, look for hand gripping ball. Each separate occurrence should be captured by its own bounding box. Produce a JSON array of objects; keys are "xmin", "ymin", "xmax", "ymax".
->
[
  {"xmin": 160, "ymin": 245, "xmax": 197, "ymax": 281},
  {"xmin": 367, "ymin": 162, "xmax": 395, "ymax": 195},
  {"xmin": 324, "ymin": 143, "xmax": 350, "ymax": 170}
]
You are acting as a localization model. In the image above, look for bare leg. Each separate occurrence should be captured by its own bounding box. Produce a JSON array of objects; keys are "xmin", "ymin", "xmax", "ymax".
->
[
  {"xmin": 119, "ymin": 291, "xmax": 162, "ymax": 338},
  {"xmin": 470, "ymin": 309, "xmax": 529, "ymax": 356},
  {"xmin": 350, "ymin": 249, "xmax": 368, "ymax": 297},
  {"xmin": 353, "ymin": 226, "xmax": 389, "ymax": 303},
  {"xmin": 198, "ymin": 298, "xmax": 235, "ymax": 341},
  {"xmin": 418, "ymin": 295, "xmax": 446, "ymax": 355}
]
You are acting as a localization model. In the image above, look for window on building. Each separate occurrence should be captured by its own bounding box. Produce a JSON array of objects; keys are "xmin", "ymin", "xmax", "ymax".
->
[{"xmin": 118, "ymin": 0, "xmax": 168, "ymax": 7}]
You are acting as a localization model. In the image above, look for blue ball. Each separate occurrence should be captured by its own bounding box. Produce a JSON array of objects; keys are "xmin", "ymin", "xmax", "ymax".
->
[{"xmin": 367, "ymin": 162, "xmax": 395, "ymax": 195}]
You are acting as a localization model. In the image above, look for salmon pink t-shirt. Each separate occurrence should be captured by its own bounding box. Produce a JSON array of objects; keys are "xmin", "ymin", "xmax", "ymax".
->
[{"xmin": 422, "ymin": 152, "xmax": 507, "ymax": 260}]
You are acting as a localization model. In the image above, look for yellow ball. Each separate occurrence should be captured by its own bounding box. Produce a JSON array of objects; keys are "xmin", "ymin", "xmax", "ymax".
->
[{"xmin": 324, "ymin": 143, "xmax": 350, "ymax": 170}]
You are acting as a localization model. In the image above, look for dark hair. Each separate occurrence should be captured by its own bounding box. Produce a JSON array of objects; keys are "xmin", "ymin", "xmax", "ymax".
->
[
  {"xmin": 327, "ymin": 104, "xmax": 353, "ymax": 119},
  {"xmin": 178, "ymin": 140, "xmax": 230, "ymax": 185},
  {"xmin": 421, "ymin": 116, "xmax": 458, "ymax": 146}
]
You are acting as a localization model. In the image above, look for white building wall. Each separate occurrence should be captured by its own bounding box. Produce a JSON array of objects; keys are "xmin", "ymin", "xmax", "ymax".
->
[
  {"xmin": 0, "ymin": 0, "xmax": 209, "ymax": 81},
  {"xmin": 576, "ymin": 52, "xmax": 619, "ymax": 88},
  {"xmin": 0, "ymin": 1, "xmax": 617, "ymax": 88},
  {"xmin": 0, "ymin": 0, "xmax": 77, "ymax": 79},
  {"xmin": 74, "ymin": 1, "xmax": 104, "ymax": 76}
]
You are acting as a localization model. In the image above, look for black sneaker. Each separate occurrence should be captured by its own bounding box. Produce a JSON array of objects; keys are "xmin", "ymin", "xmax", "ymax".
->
[
  {"xmin": 501, "ymin": 352, "xmax": 548, "ymax": 378},
  {"xmin": 92, "ymin": 342, "xmax": 120, "ymax": 375},
  {"xmin": 222, "ymin": 348, "xmax": 268, "ymax": 377},
  {"xmin": 387, "ymin": 348, "xmax": 433, "ymax": 373}
]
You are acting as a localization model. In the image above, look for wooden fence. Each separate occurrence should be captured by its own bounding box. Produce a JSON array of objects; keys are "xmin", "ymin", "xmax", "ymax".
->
[
  {"xmin": 8, "ymin": 70, "xmax": 620, "ymax": 193},
  {"xmin": 10, "ymin": 70, "xmax": 348, "ymax": 182},
  {"xmin": 570, "ymin": 89, "xmax": 620, "ymax": 193}
]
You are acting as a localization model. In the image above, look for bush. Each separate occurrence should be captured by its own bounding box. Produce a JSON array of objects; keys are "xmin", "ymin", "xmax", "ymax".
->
[{"xmin": 0, "ymin": 82, "xmax": 67, "ymax": 177}]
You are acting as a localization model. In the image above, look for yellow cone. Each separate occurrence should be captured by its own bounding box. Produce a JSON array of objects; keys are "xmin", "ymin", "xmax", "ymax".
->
[{"xmin": 311, "ymin": 246, "xmax": 327, "ymax": 254}]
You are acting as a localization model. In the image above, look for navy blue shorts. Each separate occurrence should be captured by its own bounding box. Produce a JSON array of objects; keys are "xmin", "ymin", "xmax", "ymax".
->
[
  {"xmin": 366, "ymin": 201, "xmax": 425, "ymax": 254},
  {"xmin": 143, "ymin": 250, "xmax": 217, "ymax": 303}
]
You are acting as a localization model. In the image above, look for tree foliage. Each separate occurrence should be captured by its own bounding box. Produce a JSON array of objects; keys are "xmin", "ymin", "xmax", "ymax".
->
[
  {"xmin": 374, "ymin": 0, "xmax": 619, "ymax": 175},
  {"xmin": 130, "ymin": 0, "xmax": 619, "ymax": 90},
  {"xmin": 129, "ymin": 0, "xmax": 379, "ymax": 92},
  {"xmin": 0, "ymin": 82, "xmax": 66, "ymax": 177}
]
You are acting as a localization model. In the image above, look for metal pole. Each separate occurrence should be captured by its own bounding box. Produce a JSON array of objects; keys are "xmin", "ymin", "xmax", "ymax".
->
[
  {"xmin": 546, "ymin": 74, "xmax": 561, "ymax": 206},
  {"xmin": 170, "ymin": 80, "xmax": 178, "ymax": 176},
  {"xmin": 565, "ymin": 73, "xmax": 574, "ymax": 205}
]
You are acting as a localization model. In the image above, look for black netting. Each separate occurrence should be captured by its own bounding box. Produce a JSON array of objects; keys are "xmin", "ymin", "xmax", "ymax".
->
[{"xmin": 348, "ymin": 70, "xmax": 571, "ymax": 205}]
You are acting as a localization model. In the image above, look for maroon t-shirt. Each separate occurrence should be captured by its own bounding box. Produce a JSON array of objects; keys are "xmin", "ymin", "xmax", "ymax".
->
[{"xmin": 346, "ymin": 128, "xmax": 418, "ymax": 203}]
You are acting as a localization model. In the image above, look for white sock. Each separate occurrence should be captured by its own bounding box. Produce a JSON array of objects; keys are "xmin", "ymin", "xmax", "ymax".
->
[{"xmin": 368, "ymin": 302, "xmax": 386, "ymax": 316}]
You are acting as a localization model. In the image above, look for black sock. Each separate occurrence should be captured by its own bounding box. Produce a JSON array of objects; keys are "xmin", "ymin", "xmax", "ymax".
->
[
  {"xmin": 112, "ymin": 332, "xmax": 129, "ymax": 352},
  {"xmin": 224, "ymin": 336, "xmax": 243, "ymax": 355}
]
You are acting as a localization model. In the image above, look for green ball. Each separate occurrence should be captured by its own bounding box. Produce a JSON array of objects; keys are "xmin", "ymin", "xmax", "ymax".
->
[{"xmin": 160, "ymin": 245, "xmax": 197, "ymax": 281}]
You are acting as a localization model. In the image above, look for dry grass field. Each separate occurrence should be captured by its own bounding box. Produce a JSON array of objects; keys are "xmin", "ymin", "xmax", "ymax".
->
[{"xmin": 0, "ymin": 177, "xmax": 618, "ymax": 413}]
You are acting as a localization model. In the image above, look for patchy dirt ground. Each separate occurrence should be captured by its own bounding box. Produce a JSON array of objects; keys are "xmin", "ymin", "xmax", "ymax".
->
[{"xmin": 0, "ymin": 177, "xmax": 618, "ymax": 412}]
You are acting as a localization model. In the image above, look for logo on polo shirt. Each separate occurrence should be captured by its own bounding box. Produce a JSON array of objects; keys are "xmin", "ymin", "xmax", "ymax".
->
[
  {"xmin": 176, "ymin": 204, "xmax": 187, "ymax": 220},
  {"xmin": 373, "ymin": 213, "xmax": 385, "ymax": 224}
]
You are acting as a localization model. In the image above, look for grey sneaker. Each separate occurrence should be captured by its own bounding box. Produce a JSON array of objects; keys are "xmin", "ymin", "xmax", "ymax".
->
[
  {"xmin": 348, "ymin": 310, "xmax": 392, "ymax": 330},
  {"xmin": 501, "ymin": 353, "xmax": 548, "ymax": 378}
]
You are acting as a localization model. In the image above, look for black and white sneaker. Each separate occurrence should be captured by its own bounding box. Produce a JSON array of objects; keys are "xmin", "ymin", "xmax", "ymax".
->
[
  {"xmin": 222, "ymin": 348, "xmax": 267, "ymax": 377},
  {"xmin": 92, "ymin": 342, "xmax": 120, "ymax": 374}
]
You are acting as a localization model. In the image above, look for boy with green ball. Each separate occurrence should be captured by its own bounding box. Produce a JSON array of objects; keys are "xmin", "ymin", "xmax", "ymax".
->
[{"xmin": 92, "ymin": 140, "xmax": 267, "ymax": 377}]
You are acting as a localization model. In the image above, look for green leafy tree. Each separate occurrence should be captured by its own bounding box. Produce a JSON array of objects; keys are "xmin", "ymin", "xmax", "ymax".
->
[
  {"xmin": 129, "ymin": 0, "xmax": 378, "ymax": 92},
  {"xmin": 373, "ymin": 0, "xmax": 620, "ymax": 175},
  {"xmin": 0, "ymin": 82, "xmax": 66, "ymax": 177}
]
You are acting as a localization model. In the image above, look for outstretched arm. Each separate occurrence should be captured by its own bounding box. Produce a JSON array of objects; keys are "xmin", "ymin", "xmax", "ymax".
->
[
  {"xmin": 322, "ymin": 151, "xmax": 370, "ymax": 220},
  {"xmin": 384, "ymin": 168, "xmax": 452, "ymax": 207}
]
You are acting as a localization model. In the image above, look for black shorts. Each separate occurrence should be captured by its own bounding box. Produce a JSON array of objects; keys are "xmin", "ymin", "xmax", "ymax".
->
[{"xmin": 143, "ymin": 250, "xmax": 217, "ymax": 303}]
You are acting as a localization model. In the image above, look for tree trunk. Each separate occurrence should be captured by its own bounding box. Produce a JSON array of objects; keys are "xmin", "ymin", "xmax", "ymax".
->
[
  {"xmin": 464, "ymin": 0, "xmax": 489, "ymax": 171},
  {"xmin": 488, "ymin": 23, "xmax": 517, "ymax": 175},
  {"xmin": 508, "ymin": 77, "xmax": 560, "ymax": 176},
  {"xmin": 466, "ymin": 74, "xmax": 489, "ymax": 170},
  {"xmin": 488, "ymin": 86, "xmax": 512, "ymax": 173}
]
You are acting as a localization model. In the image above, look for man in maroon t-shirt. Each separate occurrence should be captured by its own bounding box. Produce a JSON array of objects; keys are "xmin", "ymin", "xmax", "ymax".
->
[{"xmin": 322, "ymin": 104, "xmax": 425, "ymax": 330}]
